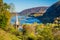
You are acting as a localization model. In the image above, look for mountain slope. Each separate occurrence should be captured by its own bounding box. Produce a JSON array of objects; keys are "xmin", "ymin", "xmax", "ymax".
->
[
  {"xmin": 18, "ymin": 7, "xmax": 48, "ymax": 16},
  {"xmin": 36, "ymin": 1, "xmax": 60, "ymax": 23}
]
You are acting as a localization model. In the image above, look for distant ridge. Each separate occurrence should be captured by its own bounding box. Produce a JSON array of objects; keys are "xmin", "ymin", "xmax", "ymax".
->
[{"xmin": 18, "ymin": 7, "xmax": 48, "ymax": 16}]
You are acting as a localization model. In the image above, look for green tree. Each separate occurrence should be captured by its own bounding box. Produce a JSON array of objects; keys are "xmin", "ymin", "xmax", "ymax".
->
[{"xmin": 0, "ymin": 0, "xmax": 11, "ymax": 29}]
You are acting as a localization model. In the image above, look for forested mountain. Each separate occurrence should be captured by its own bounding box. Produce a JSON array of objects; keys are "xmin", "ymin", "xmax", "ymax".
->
[{"xmin": 35, "ymin": 1, "xmax": 60, "ymax": 23}]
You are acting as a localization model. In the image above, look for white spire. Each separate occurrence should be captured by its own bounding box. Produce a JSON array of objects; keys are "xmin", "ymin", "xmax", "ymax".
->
[{"xmin": 16, "ymin": 13, "xmax": 19, "ymax": 25}]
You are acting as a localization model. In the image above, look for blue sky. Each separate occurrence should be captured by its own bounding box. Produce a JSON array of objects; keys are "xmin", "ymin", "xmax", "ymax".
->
[{"xmin": 4, "ymin": 0, "xmax": 58, "ymax": 12}]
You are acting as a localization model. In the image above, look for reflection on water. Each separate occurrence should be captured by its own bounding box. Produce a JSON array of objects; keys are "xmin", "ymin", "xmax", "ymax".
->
[{"xmin": 11, "ymin": 16, "xmax": 41, "ymax": 24}]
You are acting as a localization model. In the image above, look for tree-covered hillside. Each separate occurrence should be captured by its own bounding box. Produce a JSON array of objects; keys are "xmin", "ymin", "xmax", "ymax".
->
[{"xmin": 35, "ymin": 1, "xmax": 60, "ymax": 23}]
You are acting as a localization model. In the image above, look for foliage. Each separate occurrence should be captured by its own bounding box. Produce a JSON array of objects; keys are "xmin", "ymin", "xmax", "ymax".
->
[
  {"xmin": 0, "ymin": 0, "xmax": 11, "ymax": 29},
  {"xmin": 0, "ymin": 29, "xmax": 21, "ymax": 40},
  {"xmin": 0, "ymin": 0, "xmax": 21, "ymax": 40},
  {"xmin": 54, "ymin": 35, "xmax": 60, "ymax": 40},
  {"xmin": 21, "ymin": 23, "xmax": 60, "ymax": 40}
]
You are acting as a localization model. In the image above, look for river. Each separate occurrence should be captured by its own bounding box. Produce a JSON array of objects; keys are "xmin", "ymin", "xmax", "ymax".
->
[{"xmin": 11, "ymin": 16, "xmax": 41, "ymax": 24}]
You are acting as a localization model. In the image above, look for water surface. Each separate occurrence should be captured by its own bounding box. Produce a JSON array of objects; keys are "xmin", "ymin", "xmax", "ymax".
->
[{"xmin": 11, "ymin": 16, "xmax": 41, "ymax": 24}]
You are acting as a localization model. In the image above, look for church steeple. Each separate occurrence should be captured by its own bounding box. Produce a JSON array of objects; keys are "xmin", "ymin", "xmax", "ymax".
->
[
  {"xmin": 13, "ymin": 13, "xmax": 22, "ymax": 30},
  {"xmin": 16, "ymin": 13, "xmax": 19, "ymax": 25},
  {"xmin": 15, "ymin": 13, "xmax": 20, "ymax": 30}
]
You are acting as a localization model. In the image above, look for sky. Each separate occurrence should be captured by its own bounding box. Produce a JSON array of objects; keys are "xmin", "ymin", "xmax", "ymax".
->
[{"xmin": 4, "ymin": 0, "xmax": 58, "ymax": 12}]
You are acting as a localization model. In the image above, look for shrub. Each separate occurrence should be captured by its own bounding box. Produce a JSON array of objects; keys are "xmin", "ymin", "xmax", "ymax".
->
[{"xmin": 0, "ymin": 29, "xmax": 21, "ymax": 40}]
